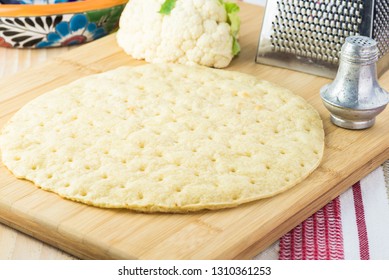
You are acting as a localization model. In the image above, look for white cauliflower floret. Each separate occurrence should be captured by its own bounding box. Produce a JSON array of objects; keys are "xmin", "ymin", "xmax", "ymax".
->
[{"xmin": 117, "ymin": 0, "xmax": 240, "ymax": 68}]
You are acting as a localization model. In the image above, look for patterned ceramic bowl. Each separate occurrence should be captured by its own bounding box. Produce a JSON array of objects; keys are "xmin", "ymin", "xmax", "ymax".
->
[{"xmin": 0, "ymin": 0, "xmax": 128, "ymax": 48}]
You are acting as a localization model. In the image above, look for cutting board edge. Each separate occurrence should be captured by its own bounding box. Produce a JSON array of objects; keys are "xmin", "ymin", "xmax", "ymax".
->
[{"xmin": 0, "ymin": 209, "xmax": 120, "ymax": 260}]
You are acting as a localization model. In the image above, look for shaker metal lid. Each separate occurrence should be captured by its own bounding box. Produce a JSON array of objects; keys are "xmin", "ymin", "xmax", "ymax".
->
[{"xmin": 341, "ymin": 36, "xmax": 379, "ymax": 64}]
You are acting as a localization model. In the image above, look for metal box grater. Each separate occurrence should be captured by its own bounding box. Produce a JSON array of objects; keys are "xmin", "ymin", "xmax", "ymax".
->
[{"xmin": 256, "ymin": 0, "xmax": 389, "ymax": 78}]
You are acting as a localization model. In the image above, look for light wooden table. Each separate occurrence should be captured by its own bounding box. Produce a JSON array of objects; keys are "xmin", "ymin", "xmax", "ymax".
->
[{"xmin": 0, "ymin": 47, "xmax": 75, "ymax": 259}]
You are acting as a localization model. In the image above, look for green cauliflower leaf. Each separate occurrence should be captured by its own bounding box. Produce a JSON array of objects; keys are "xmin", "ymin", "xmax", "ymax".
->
[{"xmin": 159, "ymin": 0, "xmax": 177, "ymax": 15}]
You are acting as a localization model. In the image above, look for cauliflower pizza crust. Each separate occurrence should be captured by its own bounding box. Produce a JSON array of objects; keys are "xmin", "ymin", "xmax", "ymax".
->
[{"xmin": 0, "ymin": 64, "xmax": 324, "ymax": 212}]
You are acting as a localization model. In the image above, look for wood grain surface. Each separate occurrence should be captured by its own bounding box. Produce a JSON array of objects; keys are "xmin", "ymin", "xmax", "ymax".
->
[
  {"xmin": 0, "ymin": 46, "xmax": 75, "ymax": 260},
  {"xmin": 1, "ymin": 3, "xmax": 389, "ymax": 260}
]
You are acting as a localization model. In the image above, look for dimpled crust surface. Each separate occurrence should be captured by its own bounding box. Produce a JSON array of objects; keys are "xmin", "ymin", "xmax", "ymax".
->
[{"xmin": 0, "ymin": 64, "xmax": 324, "ymax": 212}]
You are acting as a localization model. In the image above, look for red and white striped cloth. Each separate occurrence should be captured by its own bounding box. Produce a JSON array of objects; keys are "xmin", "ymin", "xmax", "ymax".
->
[{"xmin": 254, "ymin": 161, "xmax": 389, "ymax": 260}]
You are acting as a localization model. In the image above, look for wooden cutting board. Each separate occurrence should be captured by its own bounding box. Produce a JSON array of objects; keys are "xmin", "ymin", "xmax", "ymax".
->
[{"xmin": 1, "ymin": 3, "xmax": 389, "ymax": 260}]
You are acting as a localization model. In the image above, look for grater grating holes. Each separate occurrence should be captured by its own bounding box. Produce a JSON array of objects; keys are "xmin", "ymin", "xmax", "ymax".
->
[
  {"xmin": 270, "ymin": 0, "xmax": 364, "ymax": 64},
  {"xmin": 373, "ymin": 0, "xmax": 389, "ymax": 58},
  {"xmin": 257, "ymin": 0, "xmax": 389, "ymax": 78}
]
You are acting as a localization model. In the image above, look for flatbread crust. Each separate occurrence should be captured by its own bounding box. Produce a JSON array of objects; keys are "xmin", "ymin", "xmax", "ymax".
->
[{"xmin": 0, "ymin": 64, "xmax": 324, "ymax": 212}]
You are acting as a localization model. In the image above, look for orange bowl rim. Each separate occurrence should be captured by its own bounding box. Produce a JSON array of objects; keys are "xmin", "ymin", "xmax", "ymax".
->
[{"xmin": 0, "ymin": 0, "xmax": 128, "ymax": 17}]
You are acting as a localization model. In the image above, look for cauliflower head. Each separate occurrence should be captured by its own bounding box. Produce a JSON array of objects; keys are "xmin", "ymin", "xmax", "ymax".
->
[{"xmin": 117, "ymin": 0, "xmax": 240, "ymax": 68}]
